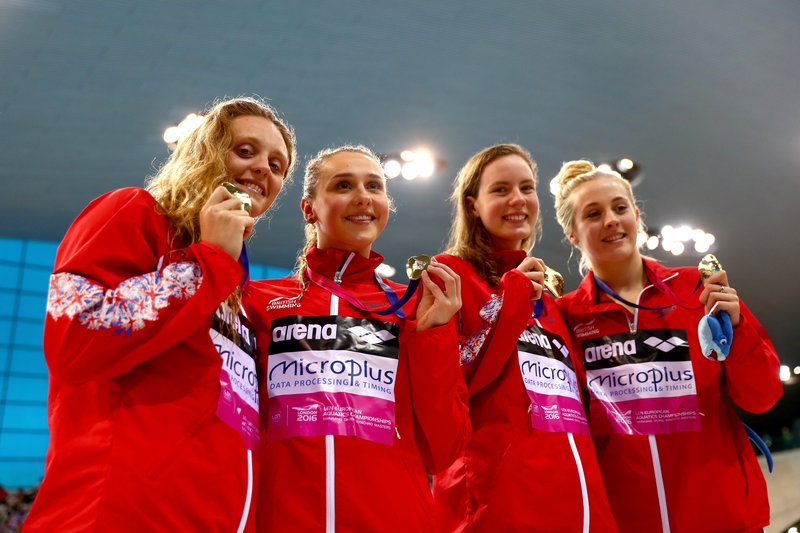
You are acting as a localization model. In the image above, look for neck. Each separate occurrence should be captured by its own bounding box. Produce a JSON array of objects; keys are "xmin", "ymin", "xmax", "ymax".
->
[
  {"xmin": 316, "ymin": 242, "xmax": 372, "ymax": 258},
  {"xmin": 592, "ymin": 254, "xmax": 646, "ymax": 294}
]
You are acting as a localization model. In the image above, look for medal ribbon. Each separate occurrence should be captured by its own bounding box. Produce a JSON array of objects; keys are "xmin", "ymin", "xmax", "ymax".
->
[
  {"xmin": 239, "ymin": 242, "xmax": 250, "ymax": 290},
  {"xmin": 305, "ymin": 263, "xmax": 420, "ymax": 318},
  {"xmin": 593, "ymin": 262, "xmax": 703, "ymax": 311}
]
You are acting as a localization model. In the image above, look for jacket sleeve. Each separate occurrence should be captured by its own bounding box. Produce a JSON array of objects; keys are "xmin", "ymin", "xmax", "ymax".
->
[
  {"xmin": 404, "ymin": 320, "xmax": 471, "ymax": 474},
  {"xmin": 464, "ymin": 268, "xmax": 535, "ymax": 396},
  {"xmin": 720, "ymin": 300, "xmax": 783, "ymax": 413},
  {"xmin": 44, "ymin": 188, "xmax": 243, "ymax": 385}
]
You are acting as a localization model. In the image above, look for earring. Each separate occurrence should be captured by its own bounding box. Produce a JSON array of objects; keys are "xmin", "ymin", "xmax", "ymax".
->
[{"xmin": 306, "ymin": 215, "xmax": 316, "ymax": 224}]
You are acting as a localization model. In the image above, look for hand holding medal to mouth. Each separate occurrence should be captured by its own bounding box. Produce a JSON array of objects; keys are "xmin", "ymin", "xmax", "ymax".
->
[
  {"xmin": 697, "ymin": 253, "xmax": 739, "ymax": 361},
  {"xmin": 198, "ymin": 182, "xmax": 255, "ymax": 261}
]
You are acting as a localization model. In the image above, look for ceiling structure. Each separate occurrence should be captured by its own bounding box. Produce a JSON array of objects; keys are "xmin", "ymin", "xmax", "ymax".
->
[{"xmin": 2, "ymin": 1, "xmax": 798, "ymax": 380}]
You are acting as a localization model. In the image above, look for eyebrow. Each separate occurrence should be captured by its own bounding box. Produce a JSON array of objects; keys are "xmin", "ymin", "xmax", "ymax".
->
[
  {"xmin": 486, "ymin": 178, "xmax": 535, "ymax": 186},
  {"xmin": 330, "ymin": 172, "xmax": 384, "ymax": 180},
  {"xmin": 582, "ymin": 197, "xmax": 628, "ymax": 209}
]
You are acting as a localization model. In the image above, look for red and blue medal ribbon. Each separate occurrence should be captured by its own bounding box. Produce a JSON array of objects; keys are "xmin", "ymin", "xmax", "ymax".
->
[
  {"xmin": 593, "ymin": 263, "xmax": 703, "ymax": 311},
  {"xmin": 305, "ymin": 265, "xmax": 420, "ymax": 318},
  {"xmin": 239, "ymin": 243, "xmax": 250, "ymax": 290}
]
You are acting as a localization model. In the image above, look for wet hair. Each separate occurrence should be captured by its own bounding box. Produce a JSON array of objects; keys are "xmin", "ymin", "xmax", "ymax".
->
[
  {"xmin": 445, "ymin": 143, "xmax": 540, "ymax": 285},
  {"xmin": 145, "ymin": 96, "xmax": 296, "ymax": 247},
  {"xmin": 553, "ymin": 159, "xmax": 644, "ymax": 274},
  {"xmin": 295, "ymin": 145, "xmax": 388, "ymax": 283}
]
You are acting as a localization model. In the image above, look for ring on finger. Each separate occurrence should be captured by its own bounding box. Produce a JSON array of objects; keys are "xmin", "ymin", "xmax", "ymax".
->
[{"xmin": 719, "ymin": 286, "xmax": 726, "ymax": 293}]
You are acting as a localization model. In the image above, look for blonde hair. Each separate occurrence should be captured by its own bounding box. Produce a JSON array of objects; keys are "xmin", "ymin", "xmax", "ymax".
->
[
  {"xmin": 446, "ymin": 144, "xmax": 540, "ymax": 285},
  {"xmin": 553, "ymin": 159, "xmax": 644, "ymax": 274},
  {"xmin": 146, "ymin": 96, "xmax": 296, "ymax": 316},
  {"xmin": 295, "ymin": 145, "xmax": 387, "ymax": 283},
  {"xmin": 146, "ymin": 96, "xmax": 296, "ymax": 247}
]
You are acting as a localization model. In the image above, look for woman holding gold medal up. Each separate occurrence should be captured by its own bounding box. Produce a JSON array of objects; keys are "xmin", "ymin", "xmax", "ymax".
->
[
  {"xmin": 552, "ymin": 159, "xmax": 782, "ymax": 532},
  {"xmin": 432, "ymin": 144, "xmax": 616, "ymax": 532},
  {"xmin": 243, "ymin": 145, "xmax": 470, "ymax": 531},
  {"xmin": 24, "ymin": 97, "xmax": 296, "ymax": 532}
]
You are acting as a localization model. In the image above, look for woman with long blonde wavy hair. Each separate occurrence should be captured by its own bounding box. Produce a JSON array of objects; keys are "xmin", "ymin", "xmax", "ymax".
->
[{"xmin": 25, "ymin": 96, "xmax": 295, "ymax": 533}]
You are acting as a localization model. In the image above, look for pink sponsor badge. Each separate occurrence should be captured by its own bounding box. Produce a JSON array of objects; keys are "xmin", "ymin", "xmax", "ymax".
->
[
  {"xmin": 517, "ymin": 325, "xmax": 590, "ymax": 436},
  {"xmin": 582, "ymin": 329, "xmax": 701, "ymax": 436},
  {"xmin": 266, "ymin": 315, "xmax": 400, "ymax": 445},
  {"xmin": 211, "ymin": 306, "xmax": 259, "ymax": 450}
]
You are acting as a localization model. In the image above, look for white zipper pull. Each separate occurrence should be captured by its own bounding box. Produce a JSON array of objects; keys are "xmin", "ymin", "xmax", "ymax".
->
[{"xmin": 395, "ymin": 427, "xmax": 401, "ymax": 440}]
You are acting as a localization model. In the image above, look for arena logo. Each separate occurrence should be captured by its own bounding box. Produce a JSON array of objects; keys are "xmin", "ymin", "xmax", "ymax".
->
[
  {"xmin": 519, "ymin": 329, "xmax": 551, "ymax": 349},
  {"xmin": 348, "ymin": 325, "xmax": 396, "ymax": 345},
  {"xmin": 584, "ymin": 339, "xmax": 636, "ymax": 363},
  {"xmin": 272, "ymin": 322, "xmax": 337, "ymax": 342},
  {"xmin": 644, "ymin": 335, "xmax": 687, "ymax": 353}
]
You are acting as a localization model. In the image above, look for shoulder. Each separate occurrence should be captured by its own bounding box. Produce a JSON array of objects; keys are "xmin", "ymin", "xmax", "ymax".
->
[
  {"xmin": 69, "ymin": 188, "xmax": 163, "ymax": 232},
  {"xmin": 433, "ymin": 253, "xmax": 478, "ymax": 278}
]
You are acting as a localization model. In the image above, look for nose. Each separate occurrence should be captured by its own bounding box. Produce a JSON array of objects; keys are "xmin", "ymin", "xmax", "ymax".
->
[
  {"xmin": 353, "ymin": 183, "xmax": 372, "ymax": 205},
  {"xmin": 251, "ymin": 154, "xmax": 271, "ymax": 177},
  {"xmin": 602, "ymin": 209, "xmax": 620, "ymax": 227},
  {"xmin": 508, "ymin": 187, "xmax": 525, "ymax": 206}
]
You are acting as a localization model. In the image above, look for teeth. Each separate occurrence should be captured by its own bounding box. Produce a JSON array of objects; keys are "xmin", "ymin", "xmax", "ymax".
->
[
  {"xmin": 239, "ymin": 182, "xmax": 263, "ymax": 196},
  {"xmin": 604, "ymin": 234, "xmax": 625, "ymax": 242},
  {"xmin": 504, "ymin": 215, "xmax": 527, "ymax": 221},
  {"xmin": 348, "ymin": 215, "xmax": 373, "ymax": 222}
]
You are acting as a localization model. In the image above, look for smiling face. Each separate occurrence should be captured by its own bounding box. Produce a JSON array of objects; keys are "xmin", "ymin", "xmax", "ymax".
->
[
  {"xmin": 467, "ymin": 154, "xmax": 539, "ymax": 251},
  {"xmin": 301, "ymin": 151, "xmax": 389, "ymax": 257},
  {"xmin": 224, "ymin": 115, "xmax": 290, "ymax": 217},
  {"xmin": 569, "ymin": 177, "xmax": 641, "ymax": 269}
]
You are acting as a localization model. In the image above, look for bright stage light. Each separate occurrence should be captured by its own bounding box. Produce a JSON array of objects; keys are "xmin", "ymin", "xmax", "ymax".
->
[{"xmin": 381, "ymin": 148, "xmax": 445, "ymax": 180}]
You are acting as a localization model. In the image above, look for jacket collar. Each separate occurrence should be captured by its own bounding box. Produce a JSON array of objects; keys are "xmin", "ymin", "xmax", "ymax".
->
[
  {"xmin": 306, "ymin": 245, "xmax": 384, "ymax": 283},
  {"xmin": 488, "ymin": 249, "xmax": 528, "ymax": 276}
]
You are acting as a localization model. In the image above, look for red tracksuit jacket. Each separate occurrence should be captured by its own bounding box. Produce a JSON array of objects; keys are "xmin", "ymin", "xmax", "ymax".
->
[
  {"xmin": 24, "ymin": 188, "xmax": 259, "ymax": 532},
  {"xmin": 244, "ymin": 246, "xmax": 471, "ymax": 532},
  {"xmin": 433, "ymin": 250, "xmax": 617, "ymax": 532},
  {"xmin": 557, "ymin": 258, "xmax": 782, "ymax": 533}
]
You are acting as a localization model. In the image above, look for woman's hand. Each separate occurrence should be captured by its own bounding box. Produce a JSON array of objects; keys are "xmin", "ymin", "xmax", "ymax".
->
[
  {"xmin": 515, "ymin": 256, "xmax": 546, "ymax": 300},
  {"xmin": 199, "ymin": 185, "xmax": 255, "ymax": 260},
  {"xmin": 699, "ymin": 270, "xmax": 741, "ymax": 327},
  {"xmin": 416, "ymin": 260, "xmax": 462, "ymax": 331}
]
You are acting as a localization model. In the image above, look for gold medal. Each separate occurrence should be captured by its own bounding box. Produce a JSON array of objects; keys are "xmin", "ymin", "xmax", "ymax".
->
[
  {"xmin": 698, "ymin": 253, "xmax": 723, "ymax": 282},
  {"xmin": 406, "ymin": 254, "xmax": 431, "ymax": 281},
  {"xmin": 543, "ymin": 265, "xmax": 565, "ymax": 298},
  {"xmin": 222, "ymin": 181, "xmax": 252, "ymax": 213}
]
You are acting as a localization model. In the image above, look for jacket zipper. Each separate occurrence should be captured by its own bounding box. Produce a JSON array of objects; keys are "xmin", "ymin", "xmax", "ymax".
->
[
  {"xmin": 648, "ymin": 435, "xmax": 670, "ymax": 532},
  {"xmin": 236, "ymin": 449, "xmax": 253, "ymax": 533},
  {"xmin": 566, "ymin": 433, "xmax": 590, "ymax": 533},
  {"xmin": 325, "ymin": 254, "xmax": 353, "ymax": 532},
  {"xmin": 535, "ymin": 317, "xmax": 590, "ymax": 533}
]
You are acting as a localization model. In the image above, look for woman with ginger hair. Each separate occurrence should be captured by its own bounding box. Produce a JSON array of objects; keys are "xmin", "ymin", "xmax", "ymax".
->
[
  {"xmin": 553, "ymin": 159, "xmax": 781, "ymax": 532},
  {"xmin": 25, "ymin": 97, "xmax": 295, "ymax": 532},
  {"xmin": 433, "ymin": 144, "xmax": 616, "ymax": 532}
]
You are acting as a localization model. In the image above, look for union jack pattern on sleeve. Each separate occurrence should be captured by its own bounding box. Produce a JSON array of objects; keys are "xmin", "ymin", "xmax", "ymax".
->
[
  {"xmin": 47, "ymin": 262, "xmax": 203, "ymax": 334},
  {"xmin": 459, "ymin": 293, "xmax": 503, "ymax": 366}
]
